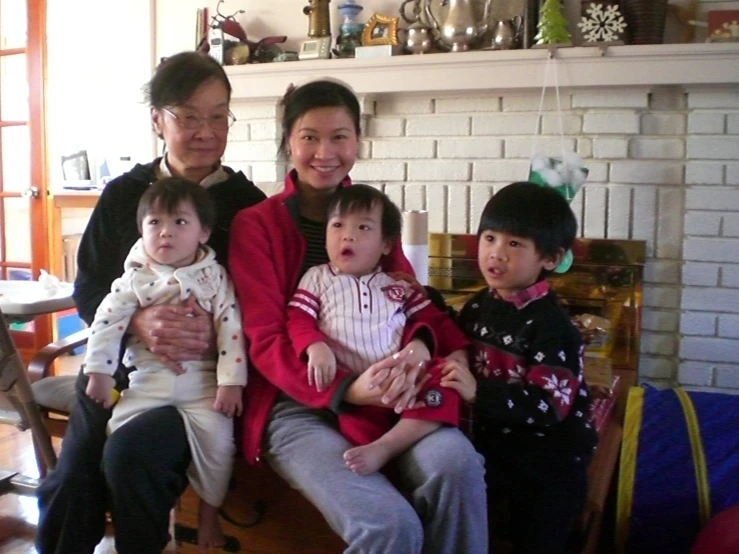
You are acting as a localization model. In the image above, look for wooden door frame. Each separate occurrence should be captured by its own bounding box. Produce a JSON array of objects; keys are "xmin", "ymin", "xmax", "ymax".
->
[{"xmin": 8, "ymin": 0, "xmax": 52, "ymax": 359}]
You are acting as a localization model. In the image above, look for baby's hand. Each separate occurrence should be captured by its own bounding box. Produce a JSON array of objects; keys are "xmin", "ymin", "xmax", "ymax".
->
[
  {"xmin": 213, "ymin": 385, "xmax": 243, "ymax": 418},
  {"xmin": 85, "ymin": 373, "xmax": 117, "ymax": 409},
  {"xmin": 440, "ymin": 357, "xmax": 477, "ymax": 404},
  {"xmin": 306, "ymin": 342, "xmax": 336, "ymax": 392}
]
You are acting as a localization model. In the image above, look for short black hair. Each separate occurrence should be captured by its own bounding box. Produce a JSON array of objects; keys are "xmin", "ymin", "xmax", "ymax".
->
[
  {"xmin": 143, "ymin": 51, "xmax": 232, "ymax": 109},
  {"xmin": 137, "ymin": 177, "xmax": 216, "ymax": 233},
  {"xmin": 278, "ymin": 79, "xmax": 361, "ymax": 157},
  {"xmin": 327, "ymin": 184, "xmax": 401, "ymax": 241},
  {"xmin": 478, "ymin": 181, "xmax": 577, "ymax": 258}
]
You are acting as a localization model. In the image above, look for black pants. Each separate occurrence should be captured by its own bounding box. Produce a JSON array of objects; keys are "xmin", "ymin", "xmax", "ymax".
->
[
  {"xmin": 36, "ymin": 368, "xmax": 191, "ymax": 554},
  {"xmin": 484, "ymin": 444, "xmax": 590, "ymax": 554}
]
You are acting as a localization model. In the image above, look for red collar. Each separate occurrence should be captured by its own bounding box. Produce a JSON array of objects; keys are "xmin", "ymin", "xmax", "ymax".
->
[
  {"xmin": 282, "ymin": 168, "xmax": 352, "ymax": 196},
  {"xmin": 492, "ymin": 280, "xmax": 550, "ymax": 310}
]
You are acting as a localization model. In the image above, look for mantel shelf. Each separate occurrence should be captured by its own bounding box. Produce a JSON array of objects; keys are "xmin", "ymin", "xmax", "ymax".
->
[{"xmin": 226, "ymin": 42, "xmax": 739, "ymax": 101}]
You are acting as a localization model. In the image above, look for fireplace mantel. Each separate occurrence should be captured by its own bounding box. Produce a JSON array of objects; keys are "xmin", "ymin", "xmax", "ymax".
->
[{"xmin": 226, "ymin": 42, "xmax": 739, "ymax": 102}]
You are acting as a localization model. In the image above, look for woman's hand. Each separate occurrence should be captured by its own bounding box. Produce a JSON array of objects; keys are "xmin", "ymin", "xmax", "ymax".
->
[
  {"xmin": 345, "ymin": 340, "xmax": 432, "ymax": 413},
  {"xmin": 129, "ymin": 296, "xmax": 215, "ymax": 373}
]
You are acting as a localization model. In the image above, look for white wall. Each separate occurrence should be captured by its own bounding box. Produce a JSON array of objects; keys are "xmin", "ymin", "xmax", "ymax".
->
[{"xmin": 47, "ymin": 0, "xmax": 156, "ymax": 188}]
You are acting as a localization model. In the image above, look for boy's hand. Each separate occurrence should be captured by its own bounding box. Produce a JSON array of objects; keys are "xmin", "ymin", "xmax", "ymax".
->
[
  {"xmin": 85, "ymin": 373, "xmax": 117, "ymax": 409},
  {"xmin": 213, "ymin": 385, "xmax": 243, "ymax": 418},
  {"xmin": 306, "ymin": 342, "xmax": 337, "ymax": 392},
  {"xmin": 446, "ymin": 348, "xmax": 470, "ymax": 368},
  {"xmin": 440, "ymin": 357, "xmax": 477, "ymax": 404}
]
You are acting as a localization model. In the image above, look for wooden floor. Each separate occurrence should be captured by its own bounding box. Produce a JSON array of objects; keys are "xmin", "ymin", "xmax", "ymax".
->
[{"xmin": 0, "ymin": 422, "xmax": 348, "ymax": 554}]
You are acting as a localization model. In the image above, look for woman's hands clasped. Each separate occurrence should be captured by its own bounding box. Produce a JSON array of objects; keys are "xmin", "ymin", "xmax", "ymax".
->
[
  {"xmin": 129, "ymin": 296, "xmax": 216, "ymax": 374},
  {"xmin": 345, "ymin": 339, "xmax": 433, "ymax": 413}
]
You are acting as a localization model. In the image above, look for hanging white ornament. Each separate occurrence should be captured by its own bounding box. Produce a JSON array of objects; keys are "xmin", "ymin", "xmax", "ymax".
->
[{"xmin": 578, "ymin": 3, "xmax": 627, "ymax": 44}]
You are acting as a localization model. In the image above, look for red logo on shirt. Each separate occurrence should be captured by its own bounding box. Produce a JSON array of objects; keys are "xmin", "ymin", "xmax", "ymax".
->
[{"xmin": 381, "ymin": 285, "xmax": 406, "ymax": 303}]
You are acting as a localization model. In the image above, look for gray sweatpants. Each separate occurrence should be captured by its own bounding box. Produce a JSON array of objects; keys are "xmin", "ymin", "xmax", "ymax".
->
[{"xmin": 263, "ymin": 396, "xmax": 489, "ymax": 554}]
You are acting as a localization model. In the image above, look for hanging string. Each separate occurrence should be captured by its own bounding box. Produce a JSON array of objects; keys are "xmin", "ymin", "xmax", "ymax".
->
[
  {"xmin": 530, "ymin": 54, "xmax": 552, "ymax": 162},
  {"xmin": 552, "ymin": 55, "xmax": 567, "ymax": 171}
]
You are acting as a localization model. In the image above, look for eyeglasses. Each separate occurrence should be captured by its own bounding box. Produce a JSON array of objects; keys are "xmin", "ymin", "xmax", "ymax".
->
[{"xmin": 161, "ymin": 107, "xmax": 236, "ymax": 131}]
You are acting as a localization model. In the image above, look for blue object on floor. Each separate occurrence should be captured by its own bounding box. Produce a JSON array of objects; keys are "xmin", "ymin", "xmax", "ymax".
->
[{"xmin": 617, "ymin": 386, "xmax": 739, "ymax": 554}]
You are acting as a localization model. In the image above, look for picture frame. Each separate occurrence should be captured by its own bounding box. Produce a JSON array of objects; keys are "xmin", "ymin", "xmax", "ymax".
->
[{"xmin": 362, "ymin": 13, "xmax": 400, "ymax": 46}]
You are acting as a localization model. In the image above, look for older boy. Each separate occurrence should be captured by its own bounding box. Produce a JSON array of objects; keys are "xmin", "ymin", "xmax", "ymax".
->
[{"xmin": 441, "ymin": 182, "xmax": 598, "ymax": 554}]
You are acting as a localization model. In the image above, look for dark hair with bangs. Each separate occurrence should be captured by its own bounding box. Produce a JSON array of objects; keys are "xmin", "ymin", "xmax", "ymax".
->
[
  {"xmin": 143, "ymin": 51, "xmax": 232, "ymax": 109},
  {"xmin": 327, "ymin": 184, "xmax": 401, "ymax": 241},
  {"xmin": 278, "ymin": 79, "xmax": 361, "ymax": 157},
  {"xmin": 137, "ymin": 177, "xmax": 216, "ymax": 234},
  {"xmin": 478, "ymin": 181, "xmax": 577, "ymax": 259}
]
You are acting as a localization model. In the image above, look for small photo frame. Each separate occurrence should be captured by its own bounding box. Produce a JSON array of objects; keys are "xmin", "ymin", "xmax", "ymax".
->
[
  {"xmin": 707, "ymin": 10, "xmax": 739, "ymax": 42},
  {"xmin": 61, "ymin": 150, "xmax": 91, "ymax": 181},
  {"xmin": 362, "ymin": 13, "xmax": 400, "ymax": 46}
]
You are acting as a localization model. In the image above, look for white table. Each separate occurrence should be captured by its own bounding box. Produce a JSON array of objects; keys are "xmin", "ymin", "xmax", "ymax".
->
[{"xmin": 0, "ymin": 279, "xmax": 75, "ymax": 322}]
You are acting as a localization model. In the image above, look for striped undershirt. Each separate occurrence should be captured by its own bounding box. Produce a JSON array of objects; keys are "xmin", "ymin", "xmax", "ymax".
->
[{"xmin": 298, "ymin": 215, "xmax": 329, "ymax": 278}]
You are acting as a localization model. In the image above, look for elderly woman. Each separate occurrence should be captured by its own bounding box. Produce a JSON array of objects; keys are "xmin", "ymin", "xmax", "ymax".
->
[{"xmin": 35, "ymin": 51, "xmax": 265, "ymax": 554}]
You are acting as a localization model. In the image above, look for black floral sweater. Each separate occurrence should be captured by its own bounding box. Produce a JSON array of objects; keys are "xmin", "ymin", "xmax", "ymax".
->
[{"xmin": 458, "ymin": 281, "xmax": 598, "ymax": 455}]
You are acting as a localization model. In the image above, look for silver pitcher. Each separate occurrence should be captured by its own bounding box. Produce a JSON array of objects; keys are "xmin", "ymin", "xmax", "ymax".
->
[
  {"xmin": 424, "ymin": 0, "xmax": 493, "ymax": 52},
  {"xmin": 490, "ymin": 15, "xmax": 522, "ymax": 50},
  {"xmin": 400, "ymin": 0, "xmax": 434, "ymax": 54}
]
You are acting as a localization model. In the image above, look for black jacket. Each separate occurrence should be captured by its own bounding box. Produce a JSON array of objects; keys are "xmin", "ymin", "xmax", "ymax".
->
[{"xmin": 73, "ymin": 160, "xmax": 266, "ymax": 325}]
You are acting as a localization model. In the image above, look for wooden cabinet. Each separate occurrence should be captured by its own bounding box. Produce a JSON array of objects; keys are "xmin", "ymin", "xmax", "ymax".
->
[{"xmin": 47, "ymin": 191, "xmax": 99, "ymax": 280}]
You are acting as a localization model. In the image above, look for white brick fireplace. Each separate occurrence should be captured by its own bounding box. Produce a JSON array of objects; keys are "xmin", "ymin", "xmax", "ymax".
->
[{"xmin": 222, "ymin": 43, "xmax": 739, "ymax": 394}]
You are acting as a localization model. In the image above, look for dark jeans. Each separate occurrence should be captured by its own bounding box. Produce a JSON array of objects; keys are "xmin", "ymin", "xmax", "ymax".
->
[
  {"xmin": 36, "ymin": 368, "xmax": 191, "ymax": 554},
  {"xmin": 484, "ymin": 444, "xmax": 591, "ymax": 554}
]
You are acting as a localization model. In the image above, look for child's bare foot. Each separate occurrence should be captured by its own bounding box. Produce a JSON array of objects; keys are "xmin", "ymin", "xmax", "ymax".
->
[
  {"xmin": 198, "ymin": 499, "xmax": 225, "ymax": 553},
  {"xmin": 344, "ymin": 442, "xmax": 393, "ymax": 475}
]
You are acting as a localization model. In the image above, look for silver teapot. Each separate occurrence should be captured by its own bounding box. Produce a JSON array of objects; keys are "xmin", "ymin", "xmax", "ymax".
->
[
  {"xmin": 424, "ymin": 0, "xmax": 492, "ymax": 52},
  {"xmin": 400, "ymin": 0, "xmax": 434, "ymax": 54}
]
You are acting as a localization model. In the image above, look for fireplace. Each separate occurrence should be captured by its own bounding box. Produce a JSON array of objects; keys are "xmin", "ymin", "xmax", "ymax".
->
[
  {"xmin": 224, "ymin": 43, "xmax": 739, "ymax": 393},
  {"xmin": 428, "ymin": 234, "xmax": 646, "ymax": 378}
]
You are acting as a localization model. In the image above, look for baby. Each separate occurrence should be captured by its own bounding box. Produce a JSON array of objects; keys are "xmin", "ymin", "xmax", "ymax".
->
[
  {"xmin": 287, "ymin": 184, "xmax": 466, "ymax": 475},
  {"xmin": 83, "ymin": 177, "xmax": 247, "ymax": 551}
]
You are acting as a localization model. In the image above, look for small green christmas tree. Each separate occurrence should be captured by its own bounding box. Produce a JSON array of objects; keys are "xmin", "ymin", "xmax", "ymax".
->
[{"xmin": 535, "ymin": 0, "xmax": 571, "ymax": 45}]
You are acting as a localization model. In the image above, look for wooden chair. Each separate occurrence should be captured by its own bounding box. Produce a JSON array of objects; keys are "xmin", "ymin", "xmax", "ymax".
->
[
  {"xmin": 22, "ymin": 327, "xmax": 187, "ymax": 551},
  {"xmin": 0, "ymin": 307, "xmax": 61, "ymax": 494},
  {"xmin": 25, "ymin": 328, "xmax": 89, "ymax": 477}
]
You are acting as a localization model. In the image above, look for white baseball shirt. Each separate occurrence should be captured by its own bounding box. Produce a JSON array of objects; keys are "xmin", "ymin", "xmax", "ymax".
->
[{"xmin": 288, "ymin": 264, "xmax": 431, "ymax": 373}]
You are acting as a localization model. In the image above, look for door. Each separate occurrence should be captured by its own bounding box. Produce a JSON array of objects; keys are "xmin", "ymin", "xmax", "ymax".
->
[{"xmin": 0, "ymin": 0, "xmax": 51, "ymax": 358}]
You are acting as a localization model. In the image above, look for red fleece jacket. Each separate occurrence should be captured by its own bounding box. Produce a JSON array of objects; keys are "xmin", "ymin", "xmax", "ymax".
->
[{"xmin": 229, "ymin": 171, "xmax": 469, "ymax": 463}]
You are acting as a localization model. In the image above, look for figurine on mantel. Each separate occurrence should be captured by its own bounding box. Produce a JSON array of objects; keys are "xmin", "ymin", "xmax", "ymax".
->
[
  {"xmin": 534, "ymin": 0, "xmax": 572, "ymax": 46},
  {"xmin": 333, "ymin": 2, "xmax": 365, "ymax": 58},
  {"xmin": 304, "ymin": 0, "xmax": 332, "ymax": 37},
  {"xmin": 198, "ymin": 0, "xmax": 287, "ymax": 64}
]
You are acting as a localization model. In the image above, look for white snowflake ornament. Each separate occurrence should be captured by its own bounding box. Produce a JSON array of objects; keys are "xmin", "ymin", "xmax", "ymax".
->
[{"xmin": 578, "ymin": 3, "xmax": 626, "ymax": 43}]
